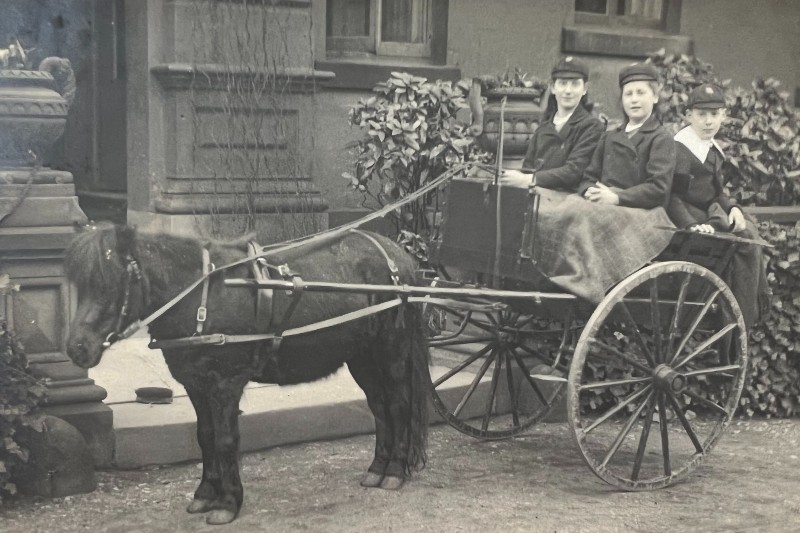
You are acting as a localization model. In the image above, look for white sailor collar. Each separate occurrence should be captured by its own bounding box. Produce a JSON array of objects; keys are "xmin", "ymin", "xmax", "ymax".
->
[{"xmin": 674, "ymin": 126, "xmax": 725, "ymax": 163}]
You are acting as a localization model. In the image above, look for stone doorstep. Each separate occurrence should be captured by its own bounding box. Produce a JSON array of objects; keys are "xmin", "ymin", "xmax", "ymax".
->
[
  {"xmin": 109, "ymin": 364, "xmax": 518, "ymax": 469},
  {"xmin": 109, "ymin": 362, "xmax": 568, "ymax": 470}
]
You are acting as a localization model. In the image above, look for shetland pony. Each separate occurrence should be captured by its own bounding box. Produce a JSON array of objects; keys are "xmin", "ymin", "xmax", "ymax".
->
[{"xmin": 65, "ymin": 224, "xmax": 429, "ymax": 525}]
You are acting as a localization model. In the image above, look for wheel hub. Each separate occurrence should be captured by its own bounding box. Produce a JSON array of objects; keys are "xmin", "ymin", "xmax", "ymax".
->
[{"xmin": 652, "ymin": 364, "xmax": 686, "ymax": 393}]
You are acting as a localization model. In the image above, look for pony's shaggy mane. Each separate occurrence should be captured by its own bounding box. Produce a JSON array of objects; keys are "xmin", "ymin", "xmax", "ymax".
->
[{"xmin": 65, "ymin": 223, "xmax": 127, "ymax": 295}]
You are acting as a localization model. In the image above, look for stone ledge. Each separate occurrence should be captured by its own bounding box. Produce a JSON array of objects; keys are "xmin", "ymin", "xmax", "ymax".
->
[
  {"xmin": 317, "ymin": 59, "xmax": 461, "ymax": 90},
  {"xmin": 562, "ymin": 25, "xmax": 692, "ymax": 58},
  {"xmin": 151, "ymin": 63, "xmax": 335, "ymax": 93}
]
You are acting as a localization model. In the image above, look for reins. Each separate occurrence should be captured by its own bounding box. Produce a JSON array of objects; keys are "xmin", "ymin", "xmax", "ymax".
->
[{"xmin": 106, "ymin": 162, "xmax": 472, "ymax": 346}]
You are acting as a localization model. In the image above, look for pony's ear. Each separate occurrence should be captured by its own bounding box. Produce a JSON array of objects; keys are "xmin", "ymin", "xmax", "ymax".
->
[{"xmin": 114, "ymin": 225, "xmax": 137, "ymax": 256}]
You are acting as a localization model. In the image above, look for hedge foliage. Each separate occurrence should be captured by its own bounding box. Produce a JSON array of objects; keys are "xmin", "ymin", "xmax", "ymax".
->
[
  {"xmin": 746, "ymin": 221, "xmax": 800, "ymax": 417},
  {"xmin": 0, "ymin": 277, "xmax": 46, "ymax": 503}
]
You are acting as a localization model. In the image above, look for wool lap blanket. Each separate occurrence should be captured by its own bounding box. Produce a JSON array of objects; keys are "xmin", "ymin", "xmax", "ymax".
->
[{"xmin": 528, "ymin": 188, "xmax": 675, "ymax": 303}]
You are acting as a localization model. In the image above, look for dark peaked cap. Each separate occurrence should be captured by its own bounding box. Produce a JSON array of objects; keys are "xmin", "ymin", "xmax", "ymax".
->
[
  {"xmin": 551, "ymin": 56, "xmax": 589, "ymax": 80},
  {"xmin": 618, "ymin": 63, "xmax": 659, "ymax": 87},
  {"xmin": 687, "ymin": 83, "xmax": 726, "ymax": 109}
]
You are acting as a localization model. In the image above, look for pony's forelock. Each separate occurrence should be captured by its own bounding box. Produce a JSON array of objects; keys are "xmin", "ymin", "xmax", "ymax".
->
[{"xmin": 65, "ymin": 223, "xmax": 127, "ymax": 295}]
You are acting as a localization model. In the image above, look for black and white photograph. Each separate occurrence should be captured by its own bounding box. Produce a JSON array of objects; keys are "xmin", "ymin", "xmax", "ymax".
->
[{"xmin": 0, "ymin": 1, "xmax": 799, "ymax": 531}]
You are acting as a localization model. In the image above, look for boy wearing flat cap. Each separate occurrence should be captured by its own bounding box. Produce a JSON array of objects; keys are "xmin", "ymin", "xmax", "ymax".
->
[
  {"xmin": 668, "ymin": 82, "xmax": 769, "ymax": 326},
  {"xmin": 668, "ymin": 83, "xmax": 745, "ymax": 233},
  {"xmin": 578, "ymin": 63, "xmax": 675, "ymax": 209},
  {"xmin": 501, "ymin": 56, "xmax": 604, "ymax": 190}
]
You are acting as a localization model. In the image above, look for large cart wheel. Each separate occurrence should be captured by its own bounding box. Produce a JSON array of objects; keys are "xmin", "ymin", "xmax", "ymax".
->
[
  {"xmin": 567, "ymin": 261, "xmax": 748, "ymax": 490},
  {"xmin": 428, "ymin": 300, "xmax": 570, "ymax": 439}
]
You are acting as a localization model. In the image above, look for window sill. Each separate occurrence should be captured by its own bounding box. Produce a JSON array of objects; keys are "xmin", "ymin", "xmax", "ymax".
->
[
  {"xmin": 316, "ymin": 57, "xmax": 461, "ymax": 90},
  {"xmin": 562, "ymin": 25, "xmax": 692, "ymax": 58}
]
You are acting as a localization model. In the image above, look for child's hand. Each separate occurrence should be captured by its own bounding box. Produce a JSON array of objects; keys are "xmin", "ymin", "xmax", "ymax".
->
[
  {"xmin": 729, "ymin": 207, "xmax": 747, "ymax": 233},
  {"xmin": 689, "ymin": 223, "xmax": 715, "ymax": 234},
  {"xmin": 499, "ymin": 169, "xmax": 535, "ymax": 188},
  {"xmin": 585, "ymin": 182, "xmax": 619, "ymax": 205}
]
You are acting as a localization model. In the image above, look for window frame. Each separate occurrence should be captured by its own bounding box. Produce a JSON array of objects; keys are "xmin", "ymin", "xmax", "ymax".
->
[
  {"xmin": 325, "ymin": 0, "xmax": 433, "ymax": 59},
  {"xmin": 575, "ymin": 0, "xmax": 670, "ymax": 31}
]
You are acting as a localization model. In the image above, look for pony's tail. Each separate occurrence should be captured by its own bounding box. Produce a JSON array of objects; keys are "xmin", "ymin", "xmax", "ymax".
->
[{"xmin": 403, "ymin": 302, "xmax": 430, "ymax": 474}]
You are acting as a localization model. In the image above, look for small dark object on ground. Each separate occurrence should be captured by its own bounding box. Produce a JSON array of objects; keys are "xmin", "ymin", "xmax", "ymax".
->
[{"xmin": 135, "ymin": 387, "xmax": 173, "ymax": 404}]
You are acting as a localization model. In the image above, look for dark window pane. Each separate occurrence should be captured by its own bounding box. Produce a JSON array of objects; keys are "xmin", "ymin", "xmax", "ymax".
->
[
  {"xmin": 575, "ymin": 0, "xmax": 608, "ymax": 14},
  {"xmin": 327, "ymin": 0, "xmax": 370, "ymax": 37},
  {"xmin": 381, "ymin": 0, "xmax": 413, "ymax": 42},
  {"xmin": 622, "ymin": 0, "xmax": 664, "ymax": 20}
]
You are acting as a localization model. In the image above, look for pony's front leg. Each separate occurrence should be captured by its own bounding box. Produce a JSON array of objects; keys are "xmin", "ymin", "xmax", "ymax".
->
[
  {"xmin": 204, "ymin": 375, "xmax": 248, "ymax": 525},
  {"xmin": 185, "ymin": 386, "xmax": 219, "ymax": 514}
]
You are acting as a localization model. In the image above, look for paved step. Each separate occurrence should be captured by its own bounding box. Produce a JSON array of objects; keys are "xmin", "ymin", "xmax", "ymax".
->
[{"xmin": 90, "ymin": 334, "xmax": 496, "ymax": 469}]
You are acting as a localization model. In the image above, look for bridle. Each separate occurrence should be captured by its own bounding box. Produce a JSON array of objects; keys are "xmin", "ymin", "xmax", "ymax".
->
[{"xmin": 102, "ymin": 254, "xmax": 148, "ymax": 348}]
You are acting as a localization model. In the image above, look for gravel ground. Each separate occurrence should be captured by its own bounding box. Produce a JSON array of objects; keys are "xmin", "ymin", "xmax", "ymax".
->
[{"xmin": 2, "ymin": 419, "xmax": 800, "ymax": 532}]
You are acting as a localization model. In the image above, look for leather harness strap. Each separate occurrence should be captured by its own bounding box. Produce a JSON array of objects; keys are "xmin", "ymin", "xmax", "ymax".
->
[
  {"xmin": 196, "ymin": 247, "xmax": 214, "ymax": 335},
  {"xmin": 150, "ymin": 230, "xmax": 413, "ymax": 351}
]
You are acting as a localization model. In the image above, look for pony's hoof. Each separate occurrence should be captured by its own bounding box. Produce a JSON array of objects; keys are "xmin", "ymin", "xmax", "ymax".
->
[
  {"xmin": 187, "ymin": 498, "xmax": 214, "ymax": 514},
  {"xmin": 360, "ymin": 471, "xmax": 384, "ymax": 488},
  {"xmin": 206, "ymin": 509, "xmax": 237, "ymax": 525},
  {"xmin": 380, "ymin": 475, "xmax": 405, "ymax": 490}
]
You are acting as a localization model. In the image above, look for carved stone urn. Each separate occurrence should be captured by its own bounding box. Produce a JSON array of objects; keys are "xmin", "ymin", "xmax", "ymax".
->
[
  {"xmin": 467, "ymin": 78, "xmax": 547, "ymax": 168},
  {"xmin": 0, "ymin": 57, "xmax": 75, "ymax": 165}
]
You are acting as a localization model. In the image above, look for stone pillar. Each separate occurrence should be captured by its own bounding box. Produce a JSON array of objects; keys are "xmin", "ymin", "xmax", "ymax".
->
[
  {"xmin": 0, "ymin": 66, "xmax": 113, "ymax": 468},
  {"xmin": 125, "ymin": 0, "xmax": 334, "ymax": 243}
]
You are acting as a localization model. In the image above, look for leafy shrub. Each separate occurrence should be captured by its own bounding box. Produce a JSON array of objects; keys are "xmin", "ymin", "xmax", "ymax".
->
[
  {"xmin": 743, "ymin": 221, "xmax": 800, "ymax": 417},
  {"xmin": 649, "ymin": 49, "xmax": 800, "ymax": 206},
  {"xmin": 0, "ymin": 315, "xmax": 46, "ymax": 502},
  {"xmin": 345, "ymin": 72, "xmax": 477, "ymax": 245}
]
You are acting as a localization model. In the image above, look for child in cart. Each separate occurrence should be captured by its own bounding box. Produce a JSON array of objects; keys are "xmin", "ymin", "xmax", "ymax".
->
[
  {"xmin": 578, "ymin": 63, "xmax": 674, "ymax": 207},
  {"xmin": 496, "ymin": 63, "xmax": 678, "ymax": 303},
  {"xmin": 667, "ymin": 83, "xmax": 770, "ymax": 326},
  {"xmin": 500, "ymin": 57, "xmax": 604, "ymax": 190}
]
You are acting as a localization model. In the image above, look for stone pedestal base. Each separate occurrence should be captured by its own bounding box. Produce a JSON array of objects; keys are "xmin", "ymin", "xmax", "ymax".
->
[{"xmin": 0, "ymin": 166, "xmax": 113, "ymax": 468}]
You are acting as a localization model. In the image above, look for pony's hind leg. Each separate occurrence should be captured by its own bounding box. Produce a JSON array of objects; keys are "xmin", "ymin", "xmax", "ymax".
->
[
  {"xmin": 347, "ymin": 352, "xmax": 392, "ymax": 488},
  {"xmin": 376, "ymin": 304, "xmax": 431, "ymax": 490},
  {"xmin": 185, "ymin": 386, "xmax": 220, "ymax": 514}
]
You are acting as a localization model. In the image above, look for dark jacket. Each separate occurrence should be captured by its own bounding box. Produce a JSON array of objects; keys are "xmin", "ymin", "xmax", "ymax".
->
[
  {"xmin": 667, "ymin": 141, "xmax": 738, "ymax": 228},
  {"xmin": 578, "ymin": 114, "xmax": 675, "ymax": 209},
  {"xmin": 520, "ymin": 105, "xmax": 604, "ymax": 191}
]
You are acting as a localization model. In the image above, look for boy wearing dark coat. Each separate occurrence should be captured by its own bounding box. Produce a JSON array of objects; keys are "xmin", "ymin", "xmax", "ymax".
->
[
  {"xmin": 667, "ymin": 83, "xmax": 769, "ymax": 326},
  {"xmin": 578, "ymin": 63, "xmax": 675, "ymax": 209},
  {"xmin": 514, "ymin": 57, "xmax": 605, "ymax": 190}
]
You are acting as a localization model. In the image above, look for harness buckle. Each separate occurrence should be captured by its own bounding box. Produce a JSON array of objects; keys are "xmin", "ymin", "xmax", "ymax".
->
[{"xmin": 196, "ymin": 306, "xmax": 207, "ymax": 322}]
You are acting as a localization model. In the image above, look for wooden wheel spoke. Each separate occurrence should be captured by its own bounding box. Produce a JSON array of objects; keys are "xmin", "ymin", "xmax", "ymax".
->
[
  {"xmin": 618, "ymin": 302, "xmax": 657, "ymax": 368},
  {"xmin": 682, "ymin": 389, "xmax": 729, "ymax": 417},
  {"xmin": 632, "ymin": 395, "xmax": 658, "ymax": 481},
  {"xmin": 504, "ymin": 349, "xmax": 521, "ymax": 428},
  {"xmin": 665, "ymin": 389, "xmax": 704, "ymax": 454},
  {"xmin": 509, "ymin": 350, "xmax": 549, "ymax": 406},
  {"xmin": 657, "ymin": 393, "xmax": 671, "ymax": 476},
  {"xmin": 650, "ymin": 279, "xmax": 662, "ymax": 363},
  {"xmin": 583, "ymin": 385, "xmax": 653, "ymax": 434},
  {"xmin": 579, "ymin": 376, "xmax": 650, "ymax": 391},
  {"xmin": 667, "ymin": 274, "xmax": 691, "ymax": 358},
  {"xmin": 432, "ymin": 343, "xmax": 493, "ymax": 388},
  {"xmin": 682, "ymin": 364, "xmax": 741, "ymax": 378},
  {"xmin": 675, "ymin": 323, "xmax": 738, "ymax": 370},
  {"xmin": 588, "ymin": 338, "xmax": 652, "ymax": 375},
  {"xmin": 429, "ymin": 335, "xmax": 497, "ymax": 348},
  {"xmin": 481, "ymin": 349, "xmax": 504, "ymax": 431},
  {"xmin": 453, "ymin": 349, "xmax": 497, "ymax": 418},
  {"xmin": 669, "ymin": 290, "xmax": 721, "ymax": 366},
  {"xmin": 600, "ymin": 390, "xmax": 654, "ymax": 468}
]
